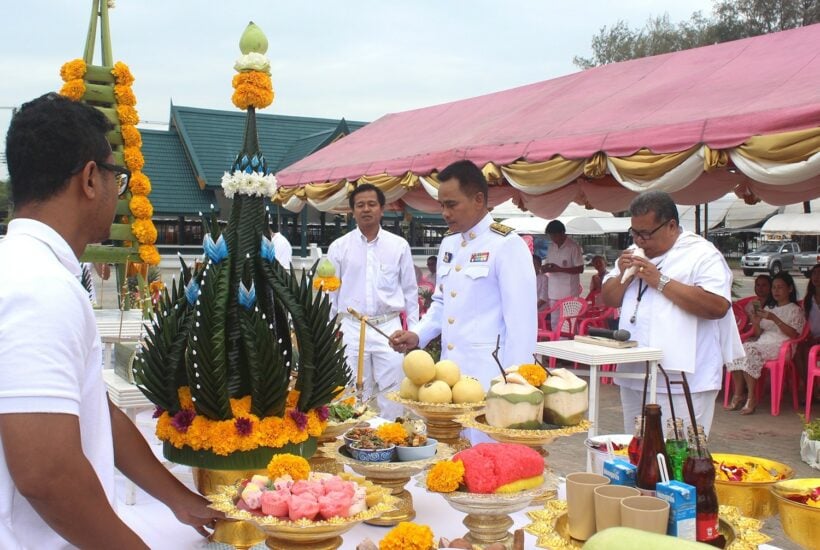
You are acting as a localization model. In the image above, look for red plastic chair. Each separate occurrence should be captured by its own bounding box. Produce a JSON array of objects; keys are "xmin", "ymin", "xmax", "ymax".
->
[
  {"xmin": 733, "ymin": 297, "xmax": 758, "ymax": 342},
  {"xmin": 805, "ymin": 344, "xmax": 820, "ymax": 422},
  {"xmin": 539, "ymin": 297, "xmax": 588, "ymax": 367}
]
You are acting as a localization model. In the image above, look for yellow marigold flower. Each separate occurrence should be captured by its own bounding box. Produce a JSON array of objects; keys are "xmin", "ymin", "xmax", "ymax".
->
[
  {"xmin": 177, "ymin": 386, "xmax": 194, "ymax": 409},
  {"xmin": 376, "ymin": 423, "xmax": 409, "ymax": 446},
  {"xmin": 129, "ymin": 171, "xmax": 151, "ymax": 195},
  {"xmin": 139, "ymin": 244, "xmax": 160, "ymax": 265},
  {"xmin": 117, "ymin": 104, "xmax": 139, "ymax": 126},
  {"xmin": 59, "ymin": 79, "xmax": 86, "ymax": 102},
  {"xmin": 149, "ymin": 280, "xmax": 165, "ymax": 296},
  {"xmin": 114, "ymin": 84, "xmax": 137, "ymax": 106},
  {"xmin": 130, "ymin": 195, "xmax": 154, "ymax": 220},
  {"xmin": 306, "ymin": 410, "xmax": 327, "ymax": 436},
  {"xmin": 518, "ymin": 364, "xmax": 547, "ymax": 387},
  {"xmin": 60, "ymin": 59, "xmax": 87, "ymax": 82},
  {"xmin": 132, "ymin": 219, "xmax": 157, "ymax": 245},
  {"xmin": 313, "ymin": 276, "xmax": 341, "ymax": 292},
  {"xmin": 267, "ymin": 454, "xmax": 310, "ymax": 481},
  {"xmin": 379, "ymin": 522, "xmax": 435, "ymax": 550},
  {"xmin": 112, "ymin": 61, "xmax": 135, "ymax": 86},
  {"xmin": 155, "ymin": 412, "xmax": 174, "ymax": 440},
  {"xmin": 121, "ymin": 124, "xmax": 142, "ymax": 148},
  {"xmin": 427, "ymin": 460, "xmax": 465, "ymax": 493},
  {"xmin": 231, "ymin": 71, "xmax": 274, "ymax": 110},
  {"xmin": 123, "ymin": 146, "xmax": 145, "ymax": 172},
  {"xmin": 230, "ymin": 395, "xmax": 253, "ymax": 416}
]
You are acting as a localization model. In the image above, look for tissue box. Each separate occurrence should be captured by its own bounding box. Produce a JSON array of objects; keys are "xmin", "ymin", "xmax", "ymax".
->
[
  {"xmin": 655, "ymin": 480, "xmax": 696, "ymax": 540},
  {"xmin": 603, "ymin": 458, "xmax": 637, "ymax": 486}
]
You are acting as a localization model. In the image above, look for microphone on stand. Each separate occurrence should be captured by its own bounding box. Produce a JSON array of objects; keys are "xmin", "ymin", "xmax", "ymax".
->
[{"xmin": 587, "ymin": 327, "xmax": 632, "ymax": 341}]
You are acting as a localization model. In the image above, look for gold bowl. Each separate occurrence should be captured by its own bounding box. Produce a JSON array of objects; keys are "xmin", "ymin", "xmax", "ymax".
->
[
  {"xmin": 457, "ymin": 411, "xmax": 590, "ymax": 450},
  {"xmin": 712, "ymin": 452, "xmax": 794, "ymax": 519},
  {"xmin": 207, "ymin": 480, "xmax": 396, "ymax": 550},
  {"xmin": 386, "ymin": 391, "xmax": 484, "ymax": 447},
  {"xmin": 771, "ymin": 477, "xmax": 820, "ymax": 549},
  {"xmin": 525, "ymin": 500, "xmax": 770, "ymax": 549}
]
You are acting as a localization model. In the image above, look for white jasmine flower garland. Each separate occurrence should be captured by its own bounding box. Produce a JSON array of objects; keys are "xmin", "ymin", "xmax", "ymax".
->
[
  {"xmin": 221, "ymin": 171, "xmax": 278, "ymax": 199},
  {"xmin": 234, "ymin": 52, "xmax": 271, "ymax": 74}
]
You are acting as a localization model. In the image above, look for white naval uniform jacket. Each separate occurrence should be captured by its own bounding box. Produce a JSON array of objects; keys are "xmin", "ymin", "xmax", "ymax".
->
[{"xmin": 414, "ymin": 213, "xmax": 537, "ymax": 389}]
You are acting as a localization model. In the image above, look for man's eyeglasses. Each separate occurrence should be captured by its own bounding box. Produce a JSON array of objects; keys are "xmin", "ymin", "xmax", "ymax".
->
[
  {"xmin": 97, "ymin": 162, "xmax": 131, "ymax": 195},
  {"xmin": 628, "ymin": 220, "xmax": 669, "ymax": 241}
]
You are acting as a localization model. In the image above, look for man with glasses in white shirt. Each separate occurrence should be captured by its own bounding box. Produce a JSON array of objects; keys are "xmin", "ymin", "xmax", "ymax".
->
[
  {"xmin": 602, "ymin": 191, "xmax": 743, "ymax": 435},
  {"xmin": 327, "ymin": 184, "xmax": 419, "ymax": 419}
]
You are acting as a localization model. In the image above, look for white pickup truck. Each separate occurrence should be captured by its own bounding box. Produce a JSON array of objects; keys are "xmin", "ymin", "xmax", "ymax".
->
[{"xmin": 795, "ymin": 246, "xmax": 820, "ymax": 277}]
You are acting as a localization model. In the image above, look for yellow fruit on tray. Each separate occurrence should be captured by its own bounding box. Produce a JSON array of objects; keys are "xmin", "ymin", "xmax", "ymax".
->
[
  {"xmin": 403, "ymin": 349, "xmax": 436, "ymax": 385},
  {"xmin": 418, "ymin": 380, "xmax": 453, "ymax": 403},
  {"xmin": 451, "ymin": 376, "xmax": 484, "ymax": 403},
  {"xmin": 434, "ymin": 359, "xmax": 461, "ymax": 387}
]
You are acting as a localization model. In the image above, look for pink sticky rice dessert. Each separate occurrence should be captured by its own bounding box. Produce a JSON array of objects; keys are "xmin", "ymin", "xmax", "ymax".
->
[
  {"xmin": 318, "ymin": 491, "xmax": 354, "ymax": 519},
  {"xmin": 322, "ymin": 477, "xmax": 356, "ymax": 499},
  {"xmin": 260, "ymin": 489, "xmax": 291, "ymax": 517},
  {"xmin": 288, "ymin": 492, "xmax": 320, "ymax": 521},
  {"xmin": 291, "ymin": 479, "xmax": 325, "ymax": 500},
  {"xmin": 453, "ymin": 442, "xmax": 543, "ymax": 493}
]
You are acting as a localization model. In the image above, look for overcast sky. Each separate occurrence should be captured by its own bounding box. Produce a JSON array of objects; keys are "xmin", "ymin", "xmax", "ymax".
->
[{"xmin": 1, "ymin": 0, "xmax": 715, "ymax": 178}]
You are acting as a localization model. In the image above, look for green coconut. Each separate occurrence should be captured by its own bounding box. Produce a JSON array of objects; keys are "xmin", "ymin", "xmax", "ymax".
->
[
  {"xmin": 540, "ymin": 368, "xmax": 588, "ymax": 426},
  {"xmin": 485, "ymin": 373, "xmax": 544, "ymax": 429}
]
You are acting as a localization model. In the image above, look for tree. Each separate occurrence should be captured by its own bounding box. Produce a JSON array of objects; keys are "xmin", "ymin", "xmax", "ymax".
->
[
  {"xmin": 0, "ymin": 180, "xmax": 10, "ymax": 225},
  {"xmin": 574, "ymin": 0, "xmax": 819, "ymax": 69}
]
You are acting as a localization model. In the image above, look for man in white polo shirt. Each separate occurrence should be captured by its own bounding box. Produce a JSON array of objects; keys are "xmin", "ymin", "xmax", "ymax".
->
[
  {"xmin": 0, "ymin": 94, "xmax": 220, "ymax": 548},
  {"xmin": 327, "ymin": 184, "xmax": 419, "ymax": 419},
  {"xmin": 543, "ymin": 219, "xmax": 584, "ymax": 329}
]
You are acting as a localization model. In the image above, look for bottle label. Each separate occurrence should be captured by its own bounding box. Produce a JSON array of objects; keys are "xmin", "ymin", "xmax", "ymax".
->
[{"xmin": 696, "ymin": 512, "xmax": 719, "ymax": 541}]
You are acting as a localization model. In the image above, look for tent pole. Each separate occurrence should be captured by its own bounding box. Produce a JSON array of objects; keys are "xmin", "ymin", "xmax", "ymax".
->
[
  {"xmin": 695, "ymin": 205, "xmax": 701, "ymax": 235},
  {"xmin": 704, "ymin": 203, "xmax": 709, "ymax": 239}
]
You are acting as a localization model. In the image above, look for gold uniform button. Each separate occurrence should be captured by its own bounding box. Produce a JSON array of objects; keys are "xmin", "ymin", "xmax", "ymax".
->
[
  {"xmin": 450, "ymin": 291, "xmax": 457, "ymax": 297},
  {"xmin": 448, "ymin": 317, "xmax": 455, "ymax": 324},
  {"xmin": 455, "ymin": 265, "xmax": 462, "ymax": 272},
  {"xmin": 461, "ymin": 240, "xmax": 467, "ymax": 247},
  {"xmin": 469, "ymin": 231, "xmax": 476, "ymax": 239},
  {"xmin": 447, "ymin": 344, "xmax": 454, "ymax": 350}
]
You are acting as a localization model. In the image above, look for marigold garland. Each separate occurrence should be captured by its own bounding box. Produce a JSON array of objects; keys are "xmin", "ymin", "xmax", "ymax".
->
[
  {"xmin": 427, "ymin": 459, "xmax": 465, "ymax": 493},
  {"xmin": 60, "ymin": 58, "xmax": 87, "ymax": 82},
  {"xmin": 116, "ymin": 104, "xmax": 139, "ymax": 126},
  {"xmin": 128, "ymin": 171, "xmax": 151, "ymax": 195},
  {"xmin": 267, "ymin": 454, "xmax": 311, "ymax": 481},
  {"xmin": 132, "ymin": 218, "xmax": 157, "ymax": 244},
  {"xmin": 518, "ymin": 364, "xmax": 547, "ymax": 387},
  {"xmin": 59, "ymin": 80, "xmax": 86, "ymax": 101},
  {"xmin": 231, "ymin": 71, "xmax": 274, "ymax": 110},
  {"xmin": 379, "ymin": 522, "xmax": 435, "ymax": 550},
  {"xmin": 312, "ymin": 276, "xmax": 341, "ymax": 292},
  {"xmin": 129, "ymin": 195, "xmax": 154, "ymax": 220},
  {"xmin": 112, "ymin": 61, "xmax": 135, "ymax": 85},
  {"xmin": 376, "ymin": 422, "xmax": 409, "ymax": 446},
  {"xmin": 113, "ymin": 84, "xmax": 137, "ymax": 106},
  {"xmin": 138, "ymin": 244, "xmax": 161, "ymax": 265},
  {"xmin": 121, "ymin": 125, "xmax": 142, "ymax": 148},
  {"xmin": 123, "ymin": 147, "xmax": 145, "ymax": 173}
]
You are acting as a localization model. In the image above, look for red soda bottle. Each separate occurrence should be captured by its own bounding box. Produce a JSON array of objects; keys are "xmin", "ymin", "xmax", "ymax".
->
[
  {"xmin": 683, "ymin": 430, "xmax": 725, "ymax": 546},
  {"xmin": 627, "ymin": 415, "xmax": 643, "ymax": 466}
]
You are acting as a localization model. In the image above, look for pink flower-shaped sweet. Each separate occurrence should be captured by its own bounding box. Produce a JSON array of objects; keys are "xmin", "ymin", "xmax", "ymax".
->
[
  {"xmin": 318, "ymin": 491, "xmax": 353, "ymax": 519},
  {"xmin": 291, "ymin": 479, "xmax": 324, "ymax": 499},
  {"xmin": 288, "ymin": 492, "xmax": 319, "ymax": 521},
  {"xmin": 322, "ymin": 477, "xmax": 355, "ymax": 498},
  {"xmin": 260, "ymin": 489, "xmax": 291, "ymax": 518}
]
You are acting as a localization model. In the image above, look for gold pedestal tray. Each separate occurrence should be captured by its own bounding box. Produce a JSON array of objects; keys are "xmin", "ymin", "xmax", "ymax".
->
[
  {"xmin": 457, "ymin": 412, "xmax": 589, "ymax": 504},
  {"xmin": 419, "ymin": 471, "xmax": 549, "ymax": 548},
  {"xmin": 310, "ymin": 409, "xmax": 376, "ymax": 475},
  {"xmin": 386, "ymin": 391, "xmax": 484, "ymax": 450},
  {"xmin": 193, "ymin": 467, "xmax": 267, "ymax": 549},
  {"xmin": 207, "ymin": 479, "xmax": 396, "ymax": 550},
  {"xmin": 526, "ymin": 500, "xmax": 771, "ymax": 549},
  {"xmin": 322, "ymin": 439, "xmax": 454, "ymax": 526}
]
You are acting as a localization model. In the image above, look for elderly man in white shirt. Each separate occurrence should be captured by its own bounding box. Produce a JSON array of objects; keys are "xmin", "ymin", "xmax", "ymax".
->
[
  {"xmin": 602, "ymin": 191, "xmax": 744, "ymax": 435},
  {"xmin": 328, "ymin": 184, "xmax": 419, "ymax": 419},
  {"xmin": 544, "ymin": 219, "xmax": 584, "ymax": 329}
]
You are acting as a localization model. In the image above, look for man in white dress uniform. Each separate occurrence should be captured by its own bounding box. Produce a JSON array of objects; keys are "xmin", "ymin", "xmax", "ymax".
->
[
  {"xmin": 389, "ymin": 160, "xmax": 537, "ymax": 390},
  {"xmin": 602, "ymin": 191, "xmax": 744, "ymax": 435},
  {"xmin": 327, "ymin": 184, "xmax": 419, "ymax": 419}
]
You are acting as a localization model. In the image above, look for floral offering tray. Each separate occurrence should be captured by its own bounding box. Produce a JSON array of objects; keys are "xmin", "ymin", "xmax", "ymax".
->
[
  {"xmin": 457, "ymin": 412, "xmax": 590, "ymax": 446},
  {"xmin": 525, "ymin": 500, "xmax": 771, "ymax": 550},
  {"xmin": 207, "ymin": 481, "xmax": 396, "ymax": 529},
  {"xmin": 322, "ymin": 439, "xmax": 453, "ymax": 473},
  {"xmin": 386, "ymin": 391, "xmax": 485, "ymax": 411}
]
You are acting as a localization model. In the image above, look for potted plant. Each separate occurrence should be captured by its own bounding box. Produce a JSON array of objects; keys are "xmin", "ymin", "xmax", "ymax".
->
[{"xmin": 801, "ymin": 415, "xmax": 820, "ymax": 470}]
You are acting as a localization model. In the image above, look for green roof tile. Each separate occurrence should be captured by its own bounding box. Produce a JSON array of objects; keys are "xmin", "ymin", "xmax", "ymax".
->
[
  {"xmin": 141, "ymin": 129, "xmax": 219, "ymax": 216},
  {"xmin": 170, "ymin": 105, "xmax": 367, "ymax": 189}
]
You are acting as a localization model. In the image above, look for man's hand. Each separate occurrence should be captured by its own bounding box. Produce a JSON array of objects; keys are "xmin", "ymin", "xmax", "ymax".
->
[
  {"xmin": 168, "ymin": 490, "xmax": 225, "ymax": 538},
  {"xmin": 389, "ymin": 330, "xmax": 419, "ymax": 352}
]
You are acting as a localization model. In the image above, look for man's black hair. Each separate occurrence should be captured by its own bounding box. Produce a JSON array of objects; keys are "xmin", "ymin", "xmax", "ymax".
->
[
  {"xmin": 6, "ymin": 93, "xmax": 113, "ymax": 207},
  {"xmin": 437, "ymin": 160, "xmax": 488, "ymax": 206},
  {"xmin": 349, "ymin": 183, "xmax": 386, "ymax": 209}
]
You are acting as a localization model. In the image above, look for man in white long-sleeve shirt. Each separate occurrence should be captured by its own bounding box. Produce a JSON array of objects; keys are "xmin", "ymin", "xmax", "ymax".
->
[{"xmin": 328, "ymin": 184, "xmax": 419, "ymax": 419}]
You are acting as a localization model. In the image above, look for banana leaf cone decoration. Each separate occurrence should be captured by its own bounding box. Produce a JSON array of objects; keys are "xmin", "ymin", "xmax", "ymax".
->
[{"xmin": 133, "ymin": 22, "xmax": 351, "ymax": 469}]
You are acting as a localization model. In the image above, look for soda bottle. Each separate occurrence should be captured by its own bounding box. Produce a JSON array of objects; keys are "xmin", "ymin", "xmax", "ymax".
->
[
  {"xmin": 665, "ymin": 417, "xmax": 688, "ymax": 482},
  {"xmin": 635, "ymin": 404, "xmax": 669, "ymax": 496},
  {"xmin": 683, "ymin": 431, "xmax": 724, "ymax": 546},
  {"xmin": 627, "ymin": 415, "xmax": 643, "ymax": 466}
]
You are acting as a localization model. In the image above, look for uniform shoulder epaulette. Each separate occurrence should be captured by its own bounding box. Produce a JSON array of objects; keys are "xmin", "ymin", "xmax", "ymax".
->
[
  {"xmin": 443, "ymin": 229, "xmax": 455, "ymax": 237},
  {"xmin": 490, "ymin": 222, "xmax": 514, "ymax": 236}
]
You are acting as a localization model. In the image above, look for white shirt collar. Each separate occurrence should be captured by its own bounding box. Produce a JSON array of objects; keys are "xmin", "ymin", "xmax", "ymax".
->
[
  {"xmin": 355, "ymin": 225, "xmax": 382, "ymax": 243},
  {"xmin": 7, "ymin": 218, "xmax": 82, "ymax": 278},
  {"xmin": 461, "ymin": 212, "xmax": 493, "ymax": 241}
]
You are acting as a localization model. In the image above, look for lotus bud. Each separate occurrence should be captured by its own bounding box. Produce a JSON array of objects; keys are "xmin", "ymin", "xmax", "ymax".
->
[{"xmin": 239, "ymin": 21, "xmax": 268, "ymax": 55}]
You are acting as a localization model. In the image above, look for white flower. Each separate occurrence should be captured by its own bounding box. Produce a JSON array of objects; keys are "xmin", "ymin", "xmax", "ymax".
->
[
  {"xmin": 221, "ymin": 171, "xmax": 278, "ymax": 199},
  {"xmin": 234, "ymin": 52, "xmax": 271, "ymax": 74}
]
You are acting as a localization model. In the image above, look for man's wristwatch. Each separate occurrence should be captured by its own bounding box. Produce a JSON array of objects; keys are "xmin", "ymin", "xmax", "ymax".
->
[{"xmin": 657, "ymin": 274, "xmax": 671, "ymax": 293}]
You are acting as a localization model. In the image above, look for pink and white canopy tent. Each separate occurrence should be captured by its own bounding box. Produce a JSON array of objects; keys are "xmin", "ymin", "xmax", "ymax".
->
[{"xmin": 275, "ymin": 24, "xmax": 820, "ymax": 215}]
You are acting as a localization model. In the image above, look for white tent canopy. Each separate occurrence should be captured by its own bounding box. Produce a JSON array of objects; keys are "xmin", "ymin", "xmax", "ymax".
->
[
  {"xmin": 498, "ymin": 215, "xmax": 631, "ymax": 235},
  {"xmin": 760, "ymin": 213, "xmax": 820, "ymax": 236}
]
